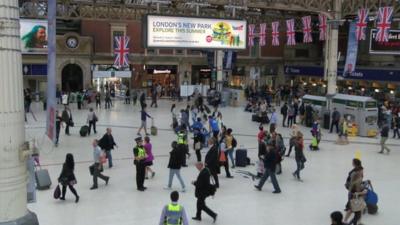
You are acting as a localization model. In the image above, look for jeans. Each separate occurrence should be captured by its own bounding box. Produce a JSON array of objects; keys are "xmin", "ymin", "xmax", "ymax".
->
[
  {"xmin": 88, "ymin": 121, "xmax": 96, "ymax": 134},
  {"xmin": 92, "ymin": 163, "xmax": 108, "ymax": 187},
  {"xmin": 167, "ymin": 169, "xmax": 185, "ymax": 189},
  {"xmin": 105, "ymin": 150, "xmax": 113, "ymax": 167},
  {"xmin": 380, "ymin": 137, "xmax": 391, "ymax": 152},
  {"xmin": 257, "ymin": 168, "xmax": 281, "ymax": 192},
  {"xmin": 225, "ymin": 148, "xmax": 235, "ymax": 167},
  {"xmin": 293, "ymin": 160, "xmax": 304, "ymax": 179},
  {"xmin": 330, "ymin": 121, "xmax": 339, "ymax": 133},
  {"xmin": 393, "ymin": 128, "xmax": 400, "ymax": 138},
  {"xmin": 287, "ymin": 116, "xmax": 294, "ymax": 127},
  {"xmin": 196, "ymin": 196, "xmax": 216, "ymax": 219}
]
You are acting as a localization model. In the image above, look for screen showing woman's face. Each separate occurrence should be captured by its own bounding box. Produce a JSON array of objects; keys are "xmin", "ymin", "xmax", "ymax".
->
[{"xmin": 36, "ymin": 28, "xmax": 47, "ymax": 44}]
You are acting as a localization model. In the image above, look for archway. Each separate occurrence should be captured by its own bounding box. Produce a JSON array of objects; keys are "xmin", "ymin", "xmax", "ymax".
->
[{"xmin": 62, "ymin": 64, "xmax": 83, "ymax": 92}]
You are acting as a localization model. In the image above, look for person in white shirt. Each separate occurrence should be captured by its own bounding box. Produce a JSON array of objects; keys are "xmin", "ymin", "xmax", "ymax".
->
[
  {"xmin": 90, "ymin": 139, "xmax": 109, "ymax": 190},
  {"xmin": 87, "ymin": 108, "xmax": 97, "ymax": 135}
]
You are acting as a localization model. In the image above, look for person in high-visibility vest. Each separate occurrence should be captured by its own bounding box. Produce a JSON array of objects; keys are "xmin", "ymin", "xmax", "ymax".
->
[
  {"xmin": 177, "ymin": 126, "xmax": 189, "ymax": 167},
  {"xmin": 159, "ymin": 191, "xmax": 189, "ymax": 225},
  {"xmin": 133, "ymin": 136, "xmax": 147, "ymax": 191}
]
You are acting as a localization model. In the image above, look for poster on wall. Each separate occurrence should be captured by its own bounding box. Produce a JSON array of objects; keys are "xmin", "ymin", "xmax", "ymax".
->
[
  {"xmin": 370, "ymin": 29, "xmax": 400, "ymax": 55},
  {"xmin": 20, "ymin": 19, "xmax": 48, "ymax": 54},
  {"xmin": 145, "ymin": 15, "xmax": 247, "ymax": 50}
]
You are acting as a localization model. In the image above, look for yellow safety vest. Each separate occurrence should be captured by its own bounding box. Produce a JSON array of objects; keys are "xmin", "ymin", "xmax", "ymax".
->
[
  {"xmin": 177, "ymin": 133, "xmax": 186, "ymax": 145},
  {"xmin": 137, "ymin": 147, "xmax": 145, "ymax": 158},
  {"xmin": 165, "ymin": 204, "xmax": 182, "ymax": 225}
]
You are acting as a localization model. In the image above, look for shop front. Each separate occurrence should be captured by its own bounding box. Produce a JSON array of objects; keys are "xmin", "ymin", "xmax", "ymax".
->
[
  {"xmin": 145, "ymin": 65, "xmax": 178, "ymax": 96},
  {"xmin": 192, "ymin": 65, "xmax": 211, "ymax": 85},
  {"xmin": 230, "ymin": 66, "xmax": 246, "ymax": 88},
  {"xmin": 92, "ymin": 65, "xmax": 132, "ymax": 97},
  {"xmin": 23, "ymin": 64, "xmax": 47, "ymax": 101}
]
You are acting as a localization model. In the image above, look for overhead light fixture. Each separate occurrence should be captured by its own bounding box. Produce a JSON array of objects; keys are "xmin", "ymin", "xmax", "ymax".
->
[
  {"xmin": 361, "ymin": 88, "xmax": 365, "ymax": 91},
  {"xmin": 303, "ymin": 82, "xmax": 307, "ymax": 85},
  {"xmin": 390, "ymin": 90, "xmax": 395, "ymax": 94},
  {"xmin": 312, "ymin": 83, "xmax": 317, "ymax": 86},
  {"xmin": 322, "ymin": 84, "xmax": 327, "ymax": 88},
  {"xmin": 348, "ymin": 86, "xmax": 352, "ymax": 90},
  {"xmin": 375, "ymin": 89, "xmax": 379, "ymax": 93}
]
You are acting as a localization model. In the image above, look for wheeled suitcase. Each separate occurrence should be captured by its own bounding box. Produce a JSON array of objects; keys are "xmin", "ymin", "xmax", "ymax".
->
[
  {"xmin": 235, "ymin": 149, "xmax": 248, "ymax": 167},
  {"xmin": 80, "ymin": 125, "xmax": 89, "ymax": 137},
  {"xmin": 252, "ymin": 114, "xmax": 259, "ymax": 122},
  {"xmin": 35, "ymin": 169, "xmax": 52, "ymax": 190},
  {"xmin": 151, "ymin": 119, "xmax": 157, "ymax": 136}
]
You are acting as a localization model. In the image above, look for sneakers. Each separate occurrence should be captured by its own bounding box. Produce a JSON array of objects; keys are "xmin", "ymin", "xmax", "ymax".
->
[
  {"xmin": 105, "ymin": 177, "xmax": 110, "ymax": 185},
  {"xmin": 192, "ymin": 217, "xmax": 201, "ymax": 221},
  {"xmin": 213, "ymin": 214, "xmax": 218, "ymax": 223},
  {"xmin": 163, "ymin": 186, "xmax": 172, "ymax": 190},
  {"xmin": 254, "ymin": 185, "xmax": 261, "ymax": 191},
  {"xmin": 272, "ymin": 190, "xmax": 281, "ymax": 194},
  {"xmin": 90, "ymin": 186, "xmax": 98, "ymax": 190},
  {"xmin": 151, "ymin": 172, "xmax": 155, "ymax": 178},
  {"xmin": 75, "ymin": 196, "xmax": 80, "ymax": 203}
]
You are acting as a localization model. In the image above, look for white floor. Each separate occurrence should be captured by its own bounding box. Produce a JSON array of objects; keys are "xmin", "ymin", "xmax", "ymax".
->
[{"xmin": 25, "ymin": 99, "xmax": 400, "ymax": 225}]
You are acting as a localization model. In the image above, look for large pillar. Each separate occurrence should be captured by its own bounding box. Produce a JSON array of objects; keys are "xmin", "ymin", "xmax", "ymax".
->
[
  {"xmin": 0, "ymin": 1, "xmax": 39, "ymax": 225},
  {"xmin": 326, "ymin": 0, "xmax": 342, "ymax": 96},
  {"xmin": 216, "ymin": 50, "xmax": 224, "ymax": 91}
]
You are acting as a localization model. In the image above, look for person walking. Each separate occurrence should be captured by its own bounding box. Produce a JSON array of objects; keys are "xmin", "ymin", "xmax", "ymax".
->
[
  {"xmin": 57, "ymin": 153, "xmax": 79, "ymax": 203},
  {"xmin": 133, "ymin": 136, "xmax": 147, "ymax": 191},
  {"xmin": 55, "ymin": 110, "xmax": 62, "ymax": 146},
  {"xmin": 269, "ymin": 108, "xmax": 278, "ymax": 132},
  {"xmin": 77, "ymin": 91, "xmax": 83, "ymax": 110},
  {"xmin": 125, "ymin": 88, "xmax": 130, "ymax": 104},
  {"xmin": 143, "ymin": 136, "xmax": 155, "ymax": 179},
  {"xmin": 140, "ymin": 92, "xmax": 146, "ymax": 109},
  {"xmin": 205, "ymin": 137, "xmax": 219, "ymax": 188},
  {"xmin": 225, "ymin": 128, "xmax": 236, "ymax": 168},
  {"xmin": 87, "ymin": 108, "xmax": 97, "ymax": 135},
  {"xmin": 344, "ymin": 159, "xmax": 365, "ymax": 225},
  {"xmin": 98, "ymin": 128, "xmax": 118, "ymax": 168},
  {"xmin": 285, "ymin": 125, "xmax": 299, "ymax": 157},
  {"xmin": 90, "ymin": 139, "xmax": 110, "ymax": 190},
  {"xmin": 192, "ymin": 162, "xmax": 218, "ymax": 222},
  {"xmin": 165, "ymin": 141, "xmax": 186, "ymax": 192},
  {"xmin": 254, "ymin": 142, "xmax": 281, "ymax": 193},
  {"xmin": 61, "ymin": 106, "xmax": 73, "ymax": 136},
  {"xmin": 280, "ymin": 103, "xmax": 288, "ymax": 127},
  {"xmin": 159, "ymin": 191, "xmax": 189, "ymax": 225},
  {"xmin": 150, "ymin": 86, "xmax": 158, "ymax": 108},
  {"xmin": 95, "ymin": 92, "xmax": 101, "ymax": 109},
  {"xmin": 287, "ymin": 103, "xmax": 295, "ymax": 128},
  {"xmin": 330, "ymin": 108, "xmax": 341, "ymax": 133},
  {"xmin": 208, "ymin": 116, "xmax": 220, "ymax": 138},
  {"xmin": 104, "ymin": 91, "xmax": 112, "ymax": 109},
  {"xmin": 137, "ymin": 105, "xmax": 152, "ymax": 136},
  {"xmin": 177, "ymin": 126, "xmax": 189, "ymax": 167},
  {"xmin": 392, "ymin": 113, "xmax": 400, "ymax": 138},
  {"xmin": 379, "ymin": 123, "xmax": 391, "ymax": 154},
  {"xmin": 292, "ymin": 132, "xmax": 306, "ymax": 181}
]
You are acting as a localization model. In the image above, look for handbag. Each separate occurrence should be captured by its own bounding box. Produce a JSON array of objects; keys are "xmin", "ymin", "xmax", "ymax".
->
[
  {"xmin": 219, "ymin": 151, "xmax": 227, "ymax": 162},
  {"xmin": 93, "ymin": 114, "xmax": 98, "ymax": 122},
  {"xmin": 350, "ymin": 194, "xmax": 367, "ymax": 212},
  {"xmin": 53, "ymin": 185, "xmax": 61, "ymax": 199}
]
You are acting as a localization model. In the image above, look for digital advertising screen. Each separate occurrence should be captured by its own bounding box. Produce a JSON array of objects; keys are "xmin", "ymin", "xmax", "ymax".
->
[{"xmin": 20, "ymin": 19, "xmax": 48, "ymax": 54}]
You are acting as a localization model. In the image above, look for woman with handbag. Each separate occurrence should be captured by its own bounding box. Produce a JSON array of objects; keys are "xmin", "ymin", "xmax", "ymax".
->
[
  {"xmin": 292, "ymin": 132, "xmax": 306, "ymax": 181},
  {"xmin": 344, "ymin": 158, "xmax": 365, "ymax": 225},
  {"xmin": 58, "ymin": 153, "xmax": 79, "ymax": 203}
]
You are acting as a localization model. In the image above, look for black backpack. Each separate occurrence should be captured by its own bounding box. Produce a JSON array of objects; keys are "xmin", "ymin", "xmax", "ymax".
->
[{"xmin": 232, "ymin": 137, "xmax": 237, "ymax": 148}]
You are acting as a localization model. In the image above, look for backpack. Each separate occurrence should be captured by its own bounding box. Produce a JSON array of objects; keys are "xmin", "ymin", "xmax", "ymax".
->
[{"xmin": 232, "ymin": 137, "xmax": 237, "ymax": 148}]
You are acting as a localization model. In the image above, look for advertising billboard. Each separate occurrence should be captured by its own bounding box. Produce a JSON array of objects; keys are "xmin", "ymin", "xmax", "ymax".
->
[
  {"xmin": 145, "ymin": 15, "xmax": 247, "ymax": 50},
  {"xmin": 20, "ymin": 19, "xmax": 48, "ymax": 54},
  {"xmin": 369, "ymin": 29, "xmax": 400, "ymax": 55}
]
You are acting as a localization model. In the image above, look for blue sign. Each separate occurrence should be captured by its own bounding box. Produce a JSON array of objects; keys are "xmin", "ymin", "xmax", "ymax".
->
[
  {"xmin": 343, "ymin": 22, "xmax": 358, "ymax": 76},
  {"xmin": 284, "ymin": 65, "xmax": 400, "ymax": 82},
  {"xmin": 23, "ymin": 64, "xmax": 47, "ymax": 75}
]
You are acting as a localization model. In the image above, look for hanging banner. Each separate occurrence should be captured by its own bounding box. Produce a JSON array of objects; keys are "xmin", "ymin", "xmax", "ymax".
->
[
  {"xmin": 259, "ymin": 23, "xmax": 267, "ymax": 46},
  {"xmin": 370, "ymin": 29, "xmax": 400, "ymax": 55},
  {"xmin": 248, "ymin": 24, "xmax": 255, "ymax": 47},
  {"xmin": 271, "ymin": 21, "xmax": 280, "ymax": 46},
  {"xmin": 356, "ymin": 8, "xmax": 369, "ymax": 41},
  {"xmin": 375, "ymin": 6, "xmax": 393, "ymax": 43},
  {"xmin": 145, "ymin": 15, "xmax": 247, "ymax": 49},
  {"xmin": 286, "ymin": 19, "xmax": 296, "ymax": 46},
  {"xmin": 318, "ymin": 14, "xmax": 327, "ymax": 41},
  {"xmin": 343, "ymin": 22, "xmax": 359, "ymax": 77},
  {"xmin": 302, "ymin": 16, "xmax": 313, "ymax": 43},
  {"xmin": 46, "ymin": 0, "xmax": 56, "ymax": 143}
]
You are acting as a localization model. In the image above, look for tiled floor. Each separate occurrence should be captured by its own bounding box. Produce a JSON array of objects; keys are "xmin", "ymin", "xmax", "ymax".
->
[{"xmin": 25, "ymin": 99, "xmax": 399, "ymax": 225}]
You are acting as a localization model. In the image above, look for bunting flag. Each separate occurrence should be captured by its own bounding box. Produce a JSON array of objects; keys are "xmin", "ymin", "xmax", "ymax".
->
[
  {"xmin": 248, "ymin": 24, "xmax": 255, "ymax": 47},
  {"xmin": 271, "ymin": 21, "xmax": 280, "ymax": 46},
  {"xmin": 375, "ymin": 6, "xmax": 393, "ymax": 42},
  {"xmin": 356, "ymin": 8, "xmax": 369, "ymax": 41},
  {"xmin": 286, "ymin": 19, "xmax": 296, "ymax": 46},
  {"xmin": 302, "ymin": 16, "xmax": 313, "ymax": 43},
  {"xmin": 318, "ymin": 14, "xmax": 327, "ymax": 41},
  {"xmin": 259, "ymin": 23, "xmax": 267, "ymax": 46},
  {"xmin": 114, "ymin": 36, "xmax": 130, "ymax": 67}
]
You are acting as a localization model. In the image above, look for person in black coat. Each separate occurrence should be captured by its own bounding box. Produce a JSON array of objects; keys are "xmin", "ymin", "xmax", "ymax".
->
[
  {"xmin": 61, "ymin": 106, "xmax": 72, "ymax": 135},
  {"xmin": 166, "ymin": 141, "xmax": 186, "ymax": 191},
  {"xmin": 192, "ymin": 162, "xmax": 217, "ymax": 222},
  {"xmin": 98, "ymin": 128, "xmax": 117, "ymax": 168},
  {"xmin": 204, "ymin": 137, "xmax": 219, "ymax": 188},
  {"xmin": 58, "ymin": 153, "xmax": 79, "ymax": 203},
  {"xmin": 254, "ymin": 142, "xmax": 281, "ymax": 193},
  {"xmin": 140, "ymin": 92, "xmax": 146, "ymax": 109}
]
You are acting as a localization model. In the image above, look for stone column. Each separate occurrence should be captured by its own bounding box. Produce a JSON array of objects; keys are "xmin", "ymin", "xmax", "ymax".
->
[
  {"xmin": 216, "ymin": 50, "xmax": 224, "ymax": 91},
  {"xmin": 326, "ymin": 0, "xmax": 342, "ymax": 96},
  {"xmin": 0, "ymin": 1, "xmax": 39, "ymax": 224}
]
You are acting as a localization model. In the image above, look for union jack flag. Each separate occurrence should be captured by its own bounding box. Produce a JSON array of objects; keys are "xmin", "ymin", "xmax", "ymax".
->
[
  {"xmin": 259, "ymin": 23, "xmax": 267, "ymax": 46},
  {"xmin": 286, "ymin": 19, "xmax": 296, "ymax": 46},
  {"xmin": 375, "ymin": 6, "xmax": 393, "ymax": 42},
  {"xmin": 302, "ymin": 16, "xmax": 313, "ymax": 43},
  {"xmin": 271, "ymin": 21, "xmax": 280, "ymax": 46},
  {"xmin": 356, "ymin": 8, "xmax": 369, "ymax": 41},
  {"xmin": 114, "ymin": 36, "xmax": 130, "ymax": 67},
  {"xmin": 248, "ymin": 24, "xmax": 255, "ymax": 47},
  {"xmin": 318, "ymin": 14, "xmax": 327, "ymax": 41}
]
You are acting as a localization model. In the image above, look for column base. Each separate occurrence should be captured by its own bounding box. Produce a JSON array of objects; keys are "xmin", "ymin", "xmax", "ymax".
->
[{"xmin": 0, "ymin": 211, "xmax": 39, "ymax": 225}]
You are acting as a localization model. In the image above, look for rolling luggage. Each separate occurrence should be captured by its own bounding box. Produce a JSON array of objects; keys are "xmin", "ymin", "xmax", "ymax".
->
[
  {"xmin": 252, "ymin": 114, "xmax": 259, "ymax": 122},
  {"xmin": 235, "ymin": 149, "xmax": 248, "ymax": 167},
  {"xmin": 151, "ymin": 119, "xmax": 158, "ymax": 136},
  {"xmin": 80, "ymin": 125, "xmax": 89, "ymax": 137},
  {"xmin": 35, "ymin": 168, "xmax": 52, "ymax": 190}
]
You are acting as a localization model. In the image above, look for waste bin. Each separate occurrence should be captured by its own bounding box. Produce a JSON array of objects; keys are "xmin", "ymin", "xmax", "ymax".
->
[{"xmin": 323, "ymin": 112, "xmax": 330, "ymax": 130}]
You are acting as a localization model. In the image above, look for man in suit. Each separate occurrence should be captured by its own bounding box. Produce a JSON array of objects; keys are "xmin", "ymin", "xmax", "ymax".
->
[
  {"xmin": 98, "ymin": 128, "xmax": 117, "ymax": 168},
  {"xmin": 204, "ymin": 137, "xmax": 219, "ymax": 188},
  {"xmin": 61, "ymin": 106, "xmax": 72, "ymax": 135},
  {"xmin": 192, "ymin": 162, "xmax": 217, "ymax": 222}
]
